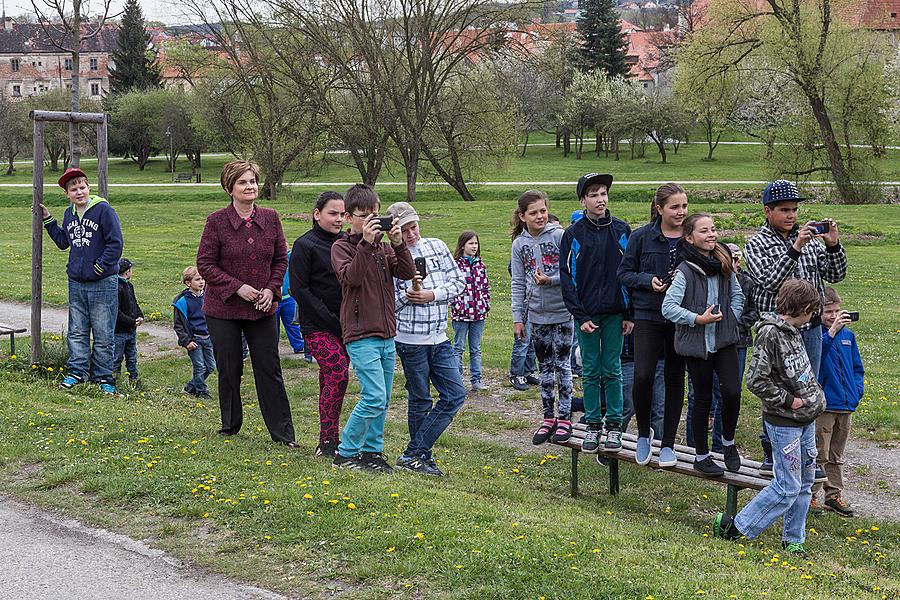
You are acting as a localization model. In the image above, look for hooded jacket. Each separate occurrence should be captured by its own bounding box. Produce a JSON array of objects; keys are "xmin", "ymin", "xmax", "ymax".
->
[
  {"xmin": 820, "ymin": 327, "xmax": 864, "ymax": 412},
  {"xmin": 330, "ymin": 232, "xmax": 416, "ymax": 345},
  {"xmin": 617, "ymin": 217, "xmax": 680, "ymax": 323},
  {"xmin": 116, "ymin": 277, "xmax": 144, "ymax": 333},
  {"xmin": 560, "ymin": 210, "xmax": 631, "ymax": 324},
  {"xmin": 746, "ymin": 313, "xmax": 826, "ymax": 426},
  {"xmin": 173, "ymin": 288, "xmax": 207, "ymax": 347},
  {"xmin": 450, "ymin": 255, "xmax": 491, "ymax": 322},
  {"xmin": 511, "ymin": 222, "xmax": 570, "ymax": 325},
  {"xmin": 289, "ymin": 223, "xmax": 344, "ymax": 339},
  {"xmin": 43, "ymin": 195, "xmax": 123, "ymax": 282}
]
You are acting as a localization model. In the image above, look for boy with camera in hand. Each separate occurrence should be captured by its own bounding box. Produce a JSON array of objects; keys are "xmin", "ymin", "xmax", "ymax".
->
[{"xmin": 811, "ymin": 287, "xmax": 864, "ymax": 517}]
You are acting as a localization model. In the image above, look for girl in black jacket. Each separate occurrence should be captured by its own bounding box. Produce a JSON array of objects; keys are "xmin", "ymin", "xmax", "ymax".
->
[
  {"xmin": 616, "ymin": 183, "xmax": 689, "ymax": 467},
  {"xmin": 289, "ymin": 191, "xmax": 348, "ymax": 457}
]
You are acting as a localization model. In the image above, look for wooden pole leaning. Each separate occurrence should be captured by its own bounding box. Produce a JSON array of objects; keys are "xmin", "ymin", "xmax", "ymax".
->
[{"xmin": 29, "ymin": 110, "xmax": 109, "ymax": 364}]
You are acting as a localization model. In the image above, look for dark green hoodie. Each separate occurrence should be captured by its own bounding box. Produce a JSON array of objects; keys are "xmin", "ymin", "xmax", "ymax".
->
[{"xmin": 746, "ymin": 313, "xmax": 825, "ymax": 427}]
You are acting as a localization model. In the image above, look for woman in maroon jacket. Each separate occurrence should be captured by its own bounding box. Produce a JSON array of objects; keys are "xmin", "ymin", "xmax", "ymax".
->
[{"xmin": 197, "ymin": 160, "xmax": 297, "ymax": 446}]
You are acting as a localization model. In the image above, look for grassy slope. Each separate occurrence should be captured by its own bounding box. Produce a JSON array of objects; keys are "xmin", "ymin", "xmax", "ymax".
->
[{"xmin": 0, "ymin": 185, "xmax": 898, "ymax": 598}]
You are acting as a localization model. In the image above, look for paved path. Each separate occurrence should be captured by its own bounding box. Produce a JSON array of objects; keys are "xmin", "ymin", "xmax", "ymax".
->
[{"xmin": 0, "ymin": 496, "xmax": 286, "ymax": 600}]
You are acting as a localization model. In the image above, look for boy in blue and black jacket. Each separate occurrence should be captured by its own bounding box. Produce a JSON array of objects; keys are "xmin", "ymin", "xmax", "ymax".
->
[
  {"xmin": 174, "ymin": 266, "xmax": 216, "ymax": 399},
  {"xmin": 812, "ymin": 287, "xmax": 864, "ymax": 517},
  {"xmin": 560, "ymin": 173, "xmax": 632, "ymax": 452},
  {"xmin": 41, "ymin": 168, "xmax": 123, "ymax": 394}
]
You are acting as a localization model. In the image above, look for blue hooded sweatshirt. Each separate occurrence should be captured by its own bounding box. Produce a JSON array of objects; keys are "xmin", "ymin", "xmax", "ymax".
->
[
  {"xmin": 43, "ymin": 195, "xmax": 123, "ymax": 282},
  {"xmin": 819, "ymin": 327, "xmax": 864, "ymax": 412}
]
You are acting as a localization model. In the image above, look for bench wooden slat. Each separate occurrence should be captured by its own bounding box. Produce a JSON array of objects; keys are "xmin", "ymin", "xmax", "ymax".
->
[{"xmin": 0, "ymin": 322, "xmax": 27, "ymax": 334}]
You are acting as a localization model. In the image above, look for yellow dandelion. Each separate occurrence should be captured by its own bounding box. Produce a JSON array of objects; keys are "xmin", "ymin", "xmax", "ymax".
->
[
  {"xmin": 303, "ymin": 493, "xmax": 313, "ymax": 500},
  {"xmin": 263, "ymin": 499, "xmax": 271, "ymax": 505},
  {"xmin": 390, "ymin": 492, "xmax": 399, "ymax": 498},
  {"xmin": 347, "ymin": 503, "xmax": 357, "ymax": 510},
  {"xmin": 415, "ymin": 532, "xmax": 425, "ymax": 540},
  {"xmin": 386, "ymin": 547, "xmax": 395, "ymax": 553}
]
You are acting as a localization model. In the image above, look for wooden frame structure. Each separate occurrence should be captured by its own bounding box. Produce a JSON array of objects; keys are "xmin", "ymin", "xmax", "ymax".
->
[{"xmin": 30, "ymin": 110, "xmax": 109, "ymax": 364}]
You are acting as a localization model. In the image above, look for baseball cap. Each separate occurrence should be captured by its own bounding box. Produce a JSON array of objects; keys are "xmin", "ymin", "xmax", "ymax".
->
[
  {"xmin": 58, "ymin": 167, "xmax": 88, "ymax": 189},
  {"xmin": 762, "ymin": 180, "xmax": 806, "ymax": 206},
  {"xmin": 119, "ymin": 258, "xmax": 134, "ymax": 272},
  {"xmin": 576, "ymin": 173, "xmax": 613, "ymax": 199},
  {"xmin": 386, "ymin": 202, "xmax": 419, "ymax": 228}
]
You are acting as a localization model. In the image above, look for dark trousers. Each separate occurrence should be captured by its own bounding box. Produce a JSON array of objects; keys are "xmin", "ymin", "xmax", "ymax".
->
[
  {"xmin": 685, "ymin": 344, "xmax": 742, "ymax": 456},
  {"xmin": 206, "ymin": 314, "xmax": 295, "ymax": 444},
  {"xmin": 632, "ymin": 320, "xmax": 685, "ymax": 448}
]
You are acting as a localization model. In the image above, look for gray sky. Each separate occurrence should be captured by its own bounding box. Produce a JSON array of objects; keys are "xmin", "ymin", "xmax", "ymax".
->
[{"xmin": 5, "ymin": 0, "xmax": 192, "ymax": 25}]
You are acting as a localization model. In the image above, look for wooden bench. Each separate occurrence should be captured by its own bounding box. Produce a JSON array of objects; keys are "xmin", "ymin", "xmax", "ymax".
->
[
  {"xmin": 175, "ymin": 172, "xmax": 199, "ymax": 183},
  {"xmin": 0, "ymin": 322, "xmax": 27, "ymax": 356},
  {"xmin": 551, "ymin": 422, "xmax": 772, "ymax": 515}
]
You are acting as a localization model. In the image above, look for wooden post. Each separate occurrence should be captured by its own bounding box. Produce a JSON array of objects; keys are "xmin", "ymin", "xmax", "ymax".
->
[
  {"xmin": 31, "ymin": 119, "xmax": 45, "ymax": 365},
  {"xmin": 726, "ymin": 484, "xmax": 739, "ymax": 516},
  {"xmin": 609, "ymin": 457, "xmax": 620, "ymax": 495},
  {"xmin": 96, "ymin": 116, "xmax": 109, "ymax": 199},
  {"xmin": 570, "ymin": 449, "xmax": 579, "ymax": 497}
]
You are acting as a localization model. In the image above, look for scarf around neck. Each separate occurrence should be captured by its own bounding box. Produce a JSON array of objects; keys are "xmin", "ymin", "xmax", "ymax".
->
[{"xmin": 680, "ymin": 241, "xmax": 723, "ymax": 277}]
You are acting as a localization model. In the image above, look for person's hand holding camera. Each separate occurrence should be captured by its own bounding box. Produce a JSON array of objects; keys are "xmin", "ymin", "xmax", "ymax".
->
[
  {"xmin": 406, "ymin": 276, "xmax": 435, "ymax": 304},
  {"xmin": 387, "ymin": 218, "xmax": 403, "ymax": 246},
  {"xmin": 828, "ymin": 310, "xmax": 853, "ymax": 337},
  {"xmin": 792, "ymin": 222, "xmax": 817, "ymax": 251},
  {"xmin": 820, "ymin": 218, "xmax": 839, "ymax": 247},
  {"xmin": 361, "ymin": 214, "xmax": 380, "ymax": 245},
  {"xmin": 695, "ymin": 304, "xmax": 723, "ymax": 325}
]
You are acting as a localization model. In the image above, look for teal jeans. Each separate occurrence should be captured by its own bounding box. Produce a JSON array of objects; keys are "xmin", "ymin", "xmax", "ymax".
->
[
  {"xmin": 338, "ymin": 337, "xmax": 396, "ymax": 458},
  {"xmin": 577, "ymin": 313, "xmax": 624, "ymax": 427}
]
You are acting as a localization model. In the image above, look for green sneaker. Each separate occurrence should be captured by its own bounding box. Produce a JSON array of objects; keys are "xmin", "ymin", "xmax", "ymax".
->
[
  {"xmin": 781, "ymin": 541, "xmax": 809, "ymax": 559},
  {"xmin": 713, "ymin": 512, "xmax": 742, "ymax": 541}
]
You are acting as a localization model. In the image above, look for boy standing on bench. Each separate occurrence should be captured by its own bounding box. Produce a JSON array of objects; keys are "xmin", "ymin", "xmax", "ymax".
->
[{"xmin": 713, "ymin": 278, "xmax": 824, "ymax": 559}]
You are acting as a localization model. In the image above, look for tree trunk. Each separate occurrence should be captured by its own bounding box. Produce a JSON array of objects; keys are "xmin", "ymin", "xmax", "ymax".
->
[
  {"xmin": 5, "ymin": 155, "xmax": 15, "ymax": 175},
  {"xmin": 405, "ymin": 162, "xmax": 417, "ymax": 203},
  {"xmin": 520, "ymin": 131, "xmax": 529, "ymax": 157},
  {"xmin": 555, "ymin": 128, "xmax": 561, "ymax": 148},
  {"xmin": 613, "ymin": 138, "xmax": 620, "ymax": 161},
  {"xmin": 69, "ymin": 0, "xmax": 83, "ymax": 168},
  {"xmin": 806, "ymin": 94, "xmax": 855, "ymax": 202},
  {"xmin": 595, "ymin": 131, "xmax": 602, "ymax": 156},
  {"xmin": 562, "ymin": 127, "xmax": 571, "ymax": 158}
]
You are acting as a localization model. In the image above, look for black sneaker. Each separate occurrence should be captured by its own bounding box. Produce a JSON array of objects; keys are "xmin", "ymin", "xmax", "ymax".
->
[
  {"xmin": 814, "ymin": 464, "xmax": 827, "ymax": 483},
  {"xmin": 694, "ymin": 456, "xmax": 725, "ymax": 477},
  {"xmin": 532, "ymin": 420, "xmax": 556, "ymax": 445},
  {"xmin": 595, "ymin": 454, "xmax": 610, "ymax": 466},
  {"xmin": 396, "ymin": 455, "xmax": 444, "ymax": 477},
  {"xmin": 333, "ymin": 453, "xmax": 366, "ymax": 470},
  {"xmin": 525, "ymin": 374, "xmax": 540, "ymax": 386},
  {"xmin": 316, "ymin": 440, "xmax": 338, "ymax": 457},
  {"xmin": 581, "ymin": 427, "xmax": 601, "ymax": 453},
  {"xmin": 781, "ymin": 540, "xmax": 810, "ymax": 559},
  {"xmin": 759, "ymin": 439, "xmax": 774, "ymax": 476},
  {"xmin": 550, "ymin": 420, "xmax": 573, "ymax": 444},
  {"xmin": 713, "ymin": 512, "xmax": 743, "ymax": 540},
  {"xmin": 723, "ymin": 444, "xmax": 742, "ymax": 473},
  {"xmin": 360, "ymin": 452, "xmax": 394, "ymax": 473},
  {"xmin": 603, "ymin": 425, "xmax": 622, "ymax": 451},
  {"xmin": 508, "ymin": 375, "xmax": 528, "ymax": 391}
]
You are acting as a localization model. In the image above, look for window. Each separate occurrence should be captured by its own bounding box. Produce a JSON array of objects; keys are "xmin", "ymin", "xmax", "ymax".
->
[
  {"xmin": 90, "ymin": 82, "xmax": 100, "ymax": 96},
  {"xmin": 89, "ymin": 57, "xmax": 98, "ymax": 70},
  {"xmin": 12, "ymin": 84, "xmax": 21, "ymax": 97},
  {"xmin": 64, "ymin": 58, "xmax": 72, "ymax": 70},
  {"xmin": 10, "ymin": 58, "xmax": 19, "ymax": 72}
]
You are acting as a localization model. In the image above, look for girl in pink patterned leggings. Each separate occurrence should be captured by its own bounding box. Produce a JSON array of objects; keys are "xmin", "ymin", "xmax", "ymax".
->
[{"xmin": 289, "ymin": 191, "xmax": 350, "ymax": 456}]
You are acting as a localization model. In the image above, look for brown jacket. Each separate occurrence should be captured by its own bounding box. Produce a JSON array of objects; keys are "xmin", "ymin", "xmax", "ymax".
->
[{"xmin": 330, "ymin": 232, "xmax": 415, "ymax": 344}]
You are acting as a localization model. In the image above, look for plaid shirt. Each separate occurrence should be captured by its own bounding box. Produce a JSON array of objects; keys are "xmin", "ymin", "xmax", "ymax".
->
[
  {"xmin": 394, "ymin": 237, "xmax": 466, "ymax": 344},
  {"xmin": 744, "ymin": 220, "xmax": 847, "ymax": 329},
  {"xmin": 450, "ymin": 256, "xmax": 491, "ymax": 322}
]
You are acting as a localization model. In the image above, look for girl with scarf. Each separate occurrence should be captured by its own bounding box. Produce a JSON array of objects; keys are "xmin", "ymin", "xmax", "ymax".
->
[{"xmin": 662, "ymin": 213, "xmax": 745, "ymax": 477}]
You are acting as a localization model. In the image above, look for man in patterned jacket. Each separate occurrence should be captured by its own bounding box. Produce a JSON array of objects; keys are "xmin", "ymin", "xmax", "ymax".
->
[
  {"xmin": 388, "ymin": 202, "xmax": 467, "ymax": 477},
  {"xmin": 744, "ymin": 179, "xmax": 847, "ymax": 472}
]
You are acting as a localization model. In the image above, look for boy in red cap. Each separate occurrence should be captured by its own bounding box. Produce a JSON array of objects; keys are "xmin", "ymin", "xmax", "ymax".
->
[{"xmin": 40, "ymin": 168, "xmax": 124, "ymax": 394}]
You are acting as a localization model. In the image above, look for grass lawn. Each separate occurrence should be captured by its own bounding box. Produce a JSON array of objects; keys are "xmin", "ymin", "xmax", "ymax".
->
[
  {"xmin": 0, "ymin": 186, "xmax": 898, "ymax": 598},
  {"xmin": 3, "ymin": 136, "xmax": 900, "ymax": 188}
]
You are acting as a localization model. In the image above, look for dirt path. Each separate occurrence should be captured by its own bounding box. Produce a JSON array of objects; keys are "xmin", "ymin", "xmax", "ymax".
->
[{"xmin": 0, "ymin": 300, "xmax": 301, "ymax": 360}]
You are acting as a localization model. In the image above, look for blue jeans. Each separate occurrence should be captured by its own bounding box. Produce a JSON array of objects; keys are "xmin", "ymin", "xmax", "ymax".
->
[
  {"xmin": 186, "ymin": 335, "xmax": 216, "ymax": 395},
  {"xmin": 67, "ymin": 277, "xmax": 118, "ymax": 384},
  {"xmin": 737, "ymin": 346, "xmax": 748, "ymax": 386},
  {"xmin": 452, "ymin": 320, "xmax": 484, "ymax": 384},
  {"xmin": 339, "ymin": 337, "xmax": 396, "ymax": 457},
  {"xmin": 510, "ymin": 322, "xmax": 537, "ymax": 376},
  {"xmin": 114, "ymin": 330, "xmax": 138, "ymax": 380},
  {"xmin": 761, "ymin": 325, "xmax": 822, "ymax": 444},
  {"xmin": 687, "ymin": 374, "xmax": 724, "ymax": 452},
  {"xmin": 396, "ymin": 340, "xmax": 467, "ymax": 459},
  {"xmin": 735, "ymin": 421, "xmax": 817, "ymax": 543},
  {"xmin": 276, "ymin": 296, "xmax": 306, "ymax": 353}
]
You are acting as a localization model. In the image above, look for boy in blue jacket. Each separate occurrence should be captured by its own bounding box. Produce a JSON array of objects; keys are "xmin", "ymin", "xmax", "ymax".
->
[
  {"xmin": 41, "ymin": 168, "xmax": 123, "ymax": 395},
  {"xmin": 174, "ymin": 266, "xmax": 216, "ymax": 399},
  {"xmin": 560, "ymin": 173, "xmax": 633, "ymax": 452},
  {"xmin": 812, "ymin": 287, "xmax": 864, "ymax": 517}
]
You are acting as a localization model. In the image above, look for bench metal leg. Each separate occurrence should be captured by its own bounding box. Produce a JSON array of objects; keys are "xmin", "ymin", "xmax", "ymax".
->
[
  {"xmin": 570, "ymin": 448, "xmax": 579, "ymax": 497},
  {"xmin": 609, "ymin": 458, "xmax": 620, "ymax": 495},
  {"xmin": 8, "ymin": 333, "xmax": 14, "ymax": 356},
  {"xmin": 726, "ymin": 484, "xmax": 740, "ymax": 516}
]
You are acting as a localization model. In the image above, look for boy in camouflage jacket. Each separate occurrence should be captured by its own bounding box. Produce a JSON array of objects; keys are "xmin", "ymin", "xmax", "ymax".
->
[{"xmin": 713, "ymin": 279, "xmax": 825, "ymax": 559}]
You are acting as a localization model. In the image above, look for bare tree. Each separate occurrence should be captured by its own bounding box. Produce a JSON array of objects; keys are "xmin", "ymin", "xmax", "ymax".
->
[
  {"xmin": 30, "ymin": 0, "xmax": 115, "ymax": 167},
  {"xmin": 0, "ymin": 96, "xmax": 30, "ymax": 175}
]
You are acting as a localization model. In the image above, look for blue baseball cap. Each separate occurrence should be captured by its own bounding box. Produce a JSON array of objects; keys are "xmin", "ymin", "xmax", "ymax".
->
[
  {"xmin": 570, "ymin": 210, "xmax": 584, "ymax": 224},
  {"xmin": 762, "ymin": 180, "xmax": 806, "ymax": 206}
]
